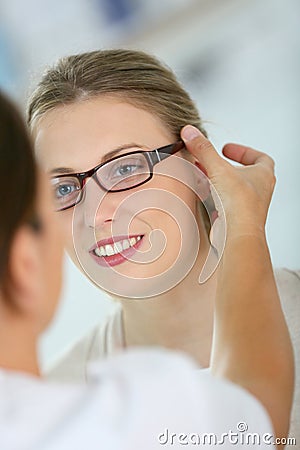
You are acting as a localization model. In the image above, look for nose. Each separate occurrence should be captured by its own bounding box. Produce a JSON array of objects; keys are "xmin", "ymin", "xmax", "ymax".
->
[{"xmin": 82, "ymin": 177, "xmax": 116, "ymax": 229}]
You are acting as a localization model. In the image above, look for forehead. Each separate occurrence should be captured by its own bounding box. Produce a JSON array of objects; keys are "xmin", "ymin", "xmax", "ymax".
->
[{"xmin": 34, "ymin": 97, "xmax": 173, "ymax": 173}]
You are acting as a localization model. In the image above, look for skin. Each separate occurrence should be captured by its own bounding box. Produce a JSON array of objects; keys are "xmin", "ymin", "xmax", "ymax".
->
[
  {"xmin": 181, "ymin": 127, "xmax": 294, "ymax": 445},
  {"xmin": 0, "ymin": 111, "xmax": 292, "ymax": 444},
  {"xmin": 0, "ymin": 172, "xmax": 63, "ymax": 376},
  {"xmin": 34, "ymin": 97, "xmax": 217, "ymax": 366},
  {"xmin": 33, "ymin": 97, "xmax": 293, "ymax": 442}
]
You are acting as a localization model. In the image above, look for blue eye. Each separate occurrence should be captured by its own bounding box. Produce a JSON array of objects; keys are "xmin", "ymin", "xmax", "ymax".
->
[
  {"xmin": 57, "ymin": 184, "xmax": 76, "ymax": 197},
  {"xmin": 101, "ymin": 153, "xmax": 149, "ymax": 190},
  {"xmin": 52, "ymin": 179, "xmax": 80, "ymax": 201},
  {"xmin": 51, "ymin": 177, "xmax": 82, "ymax": 210},
  {"xmin": 108, "ymin": 156, "xmax": 146, "ymax": 180},
  {"xmin": 116, "ymin": 164, "xmax": 138, "ymax": 176}
]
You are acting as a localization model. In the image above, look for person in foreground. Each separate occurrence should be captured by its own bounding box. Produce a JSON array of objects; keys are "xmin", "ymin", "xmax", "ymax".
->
[
  {"xmin": 0, "ymin": 90, "xmax": 293, "ymax": 449},
  {"xmin": 28, "ymin": 51, "xmax": 300, "ymax": 448}
]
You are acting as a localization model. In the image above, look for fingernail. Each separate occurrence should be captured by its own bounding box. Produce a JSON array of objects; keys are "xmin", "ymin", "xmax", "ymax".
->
[{"xmin": 182, "ymin": 125, "xmax": 202, "ymax": 142}]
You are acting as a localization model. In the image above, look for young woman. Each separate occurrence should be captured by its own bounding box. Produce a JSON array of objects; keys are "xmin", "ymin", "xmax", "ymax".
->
[
  {"xmin": 0, "ymin": 89, "xmax": 291, "ymax": 449},
  {"xmin": 27, "ymin": 50, "xmax": 298, "ymax": 442}
]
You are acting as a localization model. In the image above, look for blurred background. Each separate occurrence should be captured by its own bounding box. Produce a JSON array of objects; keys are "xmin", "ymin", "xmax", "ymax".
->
[{"xmin": 1, "ymin": 0, "xmax": 299, "ymax": 368}]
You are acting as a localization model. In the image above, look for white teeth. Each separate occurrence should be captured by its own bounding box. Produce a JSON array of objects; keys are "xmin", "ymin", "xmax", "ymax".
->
[
  {"xmin": 122, "ymin": 239, "xmax": 130, "ymax": 250},
  {"xmin": 105, "ymin": 244, "xmax": 114, "ymax": 256},
  {"xmin": 94, "ymin": 247, "xmax": 104, "ymax": 257},
  {"xmin": 94, "ymin": 236, "xmax": 143, "ymax": 257},
  {"xmin": 114, "ymin": 242, "xmax": 123, "ymax": 253}
]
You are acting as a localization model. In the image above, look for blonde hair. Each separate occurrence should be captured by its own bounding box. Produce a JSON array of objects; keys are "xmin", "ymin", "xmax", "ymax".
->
[
  {"xmin": 27, "ymin": 48, "xmax": 211, "ymax": 232},
  {"xmin": 27, "ymin": 49, "xmax": 207, "ymax": 137}
]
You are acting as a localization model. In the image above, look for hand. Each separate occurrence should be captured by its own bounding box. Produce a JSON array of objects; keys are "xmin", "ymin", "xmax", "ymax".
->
[
  {"xmin": 181, "ymin": 128, "xmax": 293, "ymax": 442},
  {"xmin": 181, "ymin": 125, "xmax": 276, "ymax": 237}
]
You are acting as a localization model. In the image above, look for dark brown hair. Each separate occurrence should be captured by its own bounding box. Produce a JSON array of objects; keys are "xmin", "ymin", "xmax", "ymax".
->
[{"xmin": 0, "ymin": 91, "xmax": 39, "ymax": 296}]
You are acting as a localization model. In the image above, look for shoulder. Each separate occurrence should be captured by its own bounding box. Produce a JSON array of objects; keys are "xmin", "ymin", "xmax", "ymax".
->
[
  {"xmin": 88, "ymin": 347, "xmax": 269, "ymax": 419},
  {"xmin": 85, "ymin": 348, "xmax": 274, "ymax": 448},
  {"xmin": 38, "ymin": 350, "xmax": 275, "ymax": 449},
  {"xmin": 0, "ymin": 369, "xmax": 86, "ymax": 450},
  {"xmin": 274, "ymin": 267, "xmax": 300, "ymax": 294}
]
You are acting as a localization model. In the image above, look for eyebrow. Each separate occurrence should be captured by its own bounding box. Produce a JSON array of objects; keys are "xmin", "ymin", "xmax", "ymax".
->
[{"xmin": 49, "ymin": 143, "xmax": 149, "ymax": 175}]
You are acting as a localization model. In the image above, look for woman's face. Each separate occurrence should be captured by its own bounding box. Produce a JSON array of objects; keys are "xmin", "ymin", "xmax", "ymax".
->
[{"xmin": 34, "ymin": 97, "xmax": 201, "ymax": 298}]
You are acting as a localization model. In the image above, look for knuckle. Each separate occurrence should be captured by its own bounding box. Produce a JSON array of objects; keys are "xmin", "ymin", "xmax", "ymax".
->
[
  {"xmin": 268, "ymin": 168, "xmax": 276, "ymax": 182},
  {"xmin": 195, "ymin": 139, "xmax": 212, "ymax": 154},
  {"xmin": 261, "ymin": 169, "xmax": 276, "ymax": 193},
  {"xmin": 269, "ymin": 156, "xmax": 275, "ymax": 169},
  {"xmin": 271, "ymin": 174, "xmax": 276, "ymax": 189},
  {"xmin": 266, "ymin": 155, "xmax": 275, "ymax": 172},
  {"xmin": 263, "ymin": 163, "xmax": 275, "ymax": 179}
]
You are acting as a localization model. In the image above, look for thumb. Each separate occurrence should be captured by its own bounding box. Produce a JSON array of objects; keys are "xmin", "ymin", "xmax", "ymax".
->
[{"xmin": 181, "ymin": 125, "xmax": 228, "ymax": 178}]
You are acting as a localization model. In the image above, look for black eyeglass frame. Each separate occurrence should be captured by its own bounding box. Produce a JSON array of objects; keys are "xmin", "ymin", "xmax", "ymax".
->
[{"xmin": 52, "ymin": 141, "xmax": 185, "ymax": 211}]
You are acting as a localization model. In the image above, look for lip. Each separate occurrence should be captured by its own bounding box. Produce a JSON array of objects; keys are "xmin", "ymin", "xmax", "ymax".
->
[{"xmin": 89, "ymin": 234, "xmax": 144, "ymax": 267}]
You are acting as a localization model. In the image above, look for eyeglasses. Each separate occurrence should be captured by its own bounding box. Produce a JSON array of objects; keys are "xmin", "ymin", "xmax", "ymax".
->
[{"xmin": 51, "ymin": 141, "xmax": 185, "ymax": 211}]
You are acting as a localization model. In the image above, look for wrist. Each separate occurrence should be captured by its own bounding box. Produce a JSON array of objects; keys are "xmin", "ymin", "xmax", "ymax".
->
[{"xmin": 225, "ymin": 217, "xmax": 266, "ymax": 241}]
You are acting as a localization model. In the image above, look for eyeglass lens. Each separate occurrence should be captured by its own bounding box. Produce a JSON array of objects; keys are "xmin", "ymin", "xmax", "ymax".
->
[{"xmin": 51, "ymin": 152, "xmax": 151, "ymax": 211}]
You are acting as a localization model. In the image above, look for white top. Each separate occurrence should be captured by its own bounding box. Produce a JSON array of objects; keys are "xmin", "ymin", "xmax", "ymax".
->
[
  {"xmin": 1, "ymin": 349, "xmax": 275, "ymax": 449},
  {"xmin": 47, "ymin": 268, "xmax": 300, "ymax": 449}
]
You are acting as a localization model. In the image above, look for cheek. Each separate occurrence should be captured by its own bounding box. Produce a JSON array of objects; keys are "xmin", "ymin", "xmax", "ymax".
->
[
  {"xmin": 135, "ymin": 174, "xmax": 198, "ymax": 237},
  {"xmin": 57, "ymin": 213, "xmax": 85, "ymax": 271},
  {"xmin": 136, "ymin": 193, "xmax": 195, "ymax": 258},
  {"xmin": 49, "ymin": 218, "xmax": 64, "ymax": 277},
  {"xmin": 157, "ymin": 179, "xmax": 197, "ymax": 219},
  {"xmin": 56, "ymin": 211, "xmax": 74, "ymax": 251},
  {"xmin": 38, "ymin": 228, "xmax": 63, "ymax": 324},
  {"xmin": 50, "ymin": 244, "xmax": 63, "ymax": 304},
  {"xmin": 53, "ymin": 211, "xmax": 82, "ymax": 271}
]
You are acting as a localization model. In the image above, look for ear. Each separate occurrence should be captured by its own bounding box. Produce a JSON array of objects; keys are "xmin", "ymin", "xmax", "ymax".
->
[{"xmin": 7, "ymin": 225, "xmax": 42, "ymax": 314}]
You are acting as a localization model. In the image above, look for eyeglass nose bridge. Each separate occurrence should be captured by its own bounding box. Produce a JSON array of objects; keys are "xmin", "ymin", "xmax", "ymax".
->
[{"xmin": 77, "ymin": 173, "xmax": 110, "ymax": 214}]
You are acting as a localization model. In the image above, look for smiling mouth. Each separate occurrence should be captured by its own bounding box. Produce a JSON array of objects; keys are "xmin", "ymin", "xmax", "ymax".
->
[
  {"xmin": 93, "ymin": 235, "xmax": 143, "ymax": 257},
  {"xmin": 89, "ymin": 235, "xmax": 144, "ymax": 267}
]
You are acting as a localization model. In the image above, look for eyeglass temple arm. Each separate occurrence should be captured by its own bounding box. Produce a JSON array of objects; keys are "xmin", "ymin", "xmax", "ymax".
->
[{"xmin": 152, "ymin": 140, "xmax": 185, "ymax": 164}]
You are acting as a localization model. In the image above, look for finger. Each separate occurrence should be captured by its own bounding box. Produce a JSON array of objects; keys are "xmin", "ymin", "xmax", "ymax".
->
[
  {"xmin": 222, "ymin": 143, "xmax": 275, "ymax": 170},
  {"xmin": 181, "ymin": 125, "xmax": 228, "ymax": 178}
]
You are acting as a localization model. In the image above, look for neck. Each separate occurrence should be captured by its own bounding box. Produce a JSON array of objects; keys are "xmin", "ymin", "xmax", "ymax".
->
[
  {"xmin": 121, "ymin": 224, "xmax": 218, "ymax": 368},
  {"xmin": 0, "ymin": 309, "xmax": 40, "ymax": 377}
]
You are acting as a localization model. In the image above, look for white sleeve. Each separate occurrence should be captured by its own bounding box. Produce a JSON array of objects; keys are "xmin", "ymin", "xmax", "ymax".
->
[{"xmin": 38, "ymin": 348, "xmax": 276, "ymax": 450}]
